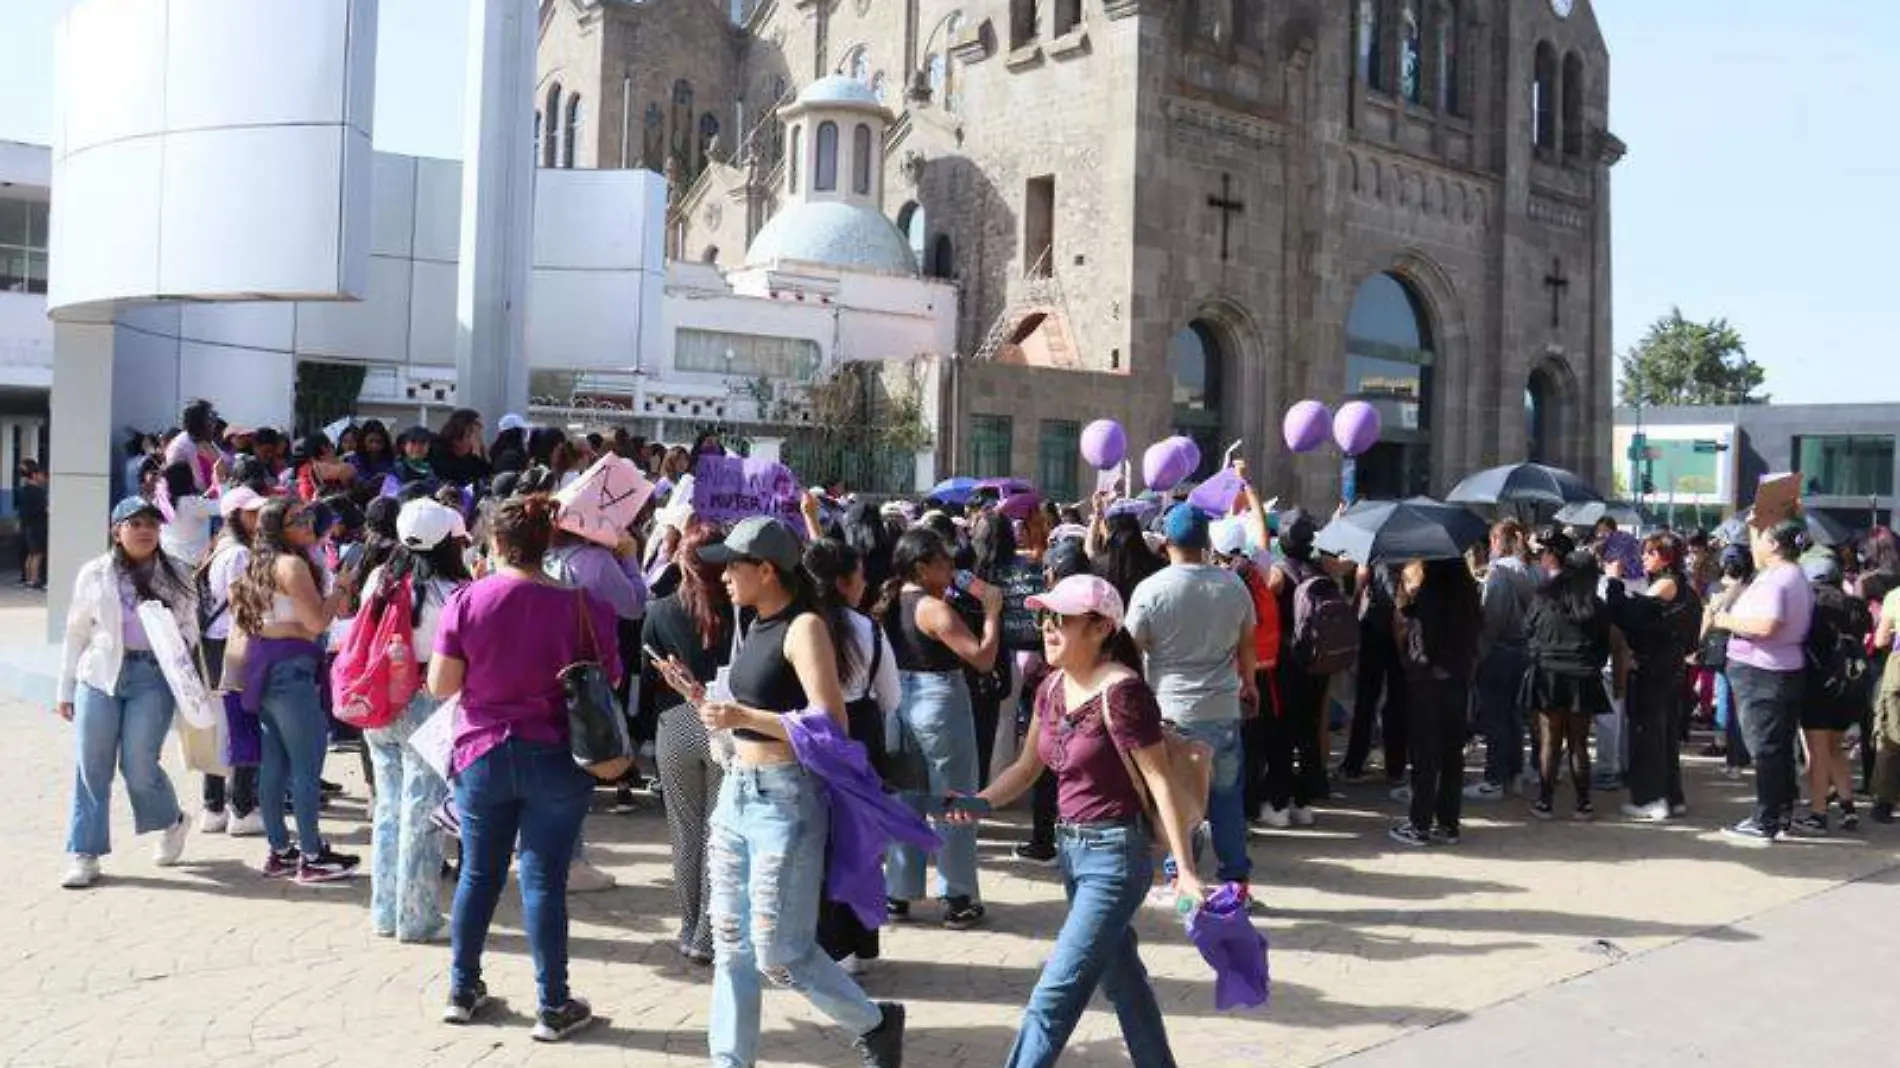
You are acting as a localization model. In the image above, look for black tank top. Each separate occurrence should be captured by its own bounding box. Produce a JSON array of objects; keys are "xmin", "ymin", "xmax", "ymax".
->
[
  {"xmin": 887, "ymin": 589, "xmax": 962, "ymax": 673},
  {"xmin": 726, "ymin": 603, "xmax": 811, "ymax": 741}
]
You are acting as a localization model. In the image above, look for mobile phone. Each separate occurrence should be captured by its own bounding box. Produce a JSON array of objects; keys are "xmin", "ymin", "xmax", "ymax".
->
[
  {"xmin": 642, "ymin": 643, "xmax": 668, "ymax": 663},
  {"xmin": 938, "ymin": 795, "xmax": 992, "ymax": 816}
]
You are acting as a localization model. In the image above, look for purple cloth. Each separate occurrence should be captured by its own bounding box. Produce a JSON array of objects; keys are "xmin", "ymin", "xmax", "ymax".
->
[
  {"xmin": 238, "ymin": 637, "xmax": 324, "ymax": 715},
  {"xmin": 547, "ymin": 542, "xmax": 648, "ymax": 621},
  {"xmin": 1185, "ymin": 882, "xmax": 1269, "ymax": 1011},
  {"xmin": 784, "ymin": 710, "xmax": 941, "ymax": 930},
  {"xmin": 223, "ymin": 690, "xmax": 261, "ymax": 767}
]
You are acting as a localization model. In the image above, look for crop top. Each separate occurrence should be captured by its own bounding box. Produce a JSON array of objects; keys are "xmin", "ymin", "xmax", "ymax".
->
[
  {"xmin": 887, "ymin": 590, "xmax": 962, "ymax": 673},
  {"xmin": 726, "ymin": 603, "xmax": 811, "ymax": 741}
]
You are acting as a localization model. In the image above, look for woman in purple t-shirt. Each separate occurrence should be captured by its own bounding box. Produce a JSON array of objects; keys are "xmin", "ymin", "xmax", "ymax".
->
[
  {"xmin": 427, "ymin": 494, "xmax": 620, "ymax": 1043},
  {"xmin": 958, "ymin": 574, "xmax": 1203, "ymax": 1068}
]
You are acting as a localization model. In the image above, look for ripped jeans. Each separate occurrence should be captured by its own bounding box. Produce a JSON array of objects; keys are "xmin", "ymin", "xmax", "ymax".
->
[{"xmin": 708, "ymin": 762, "xmax": 880, "ymax": 1067}]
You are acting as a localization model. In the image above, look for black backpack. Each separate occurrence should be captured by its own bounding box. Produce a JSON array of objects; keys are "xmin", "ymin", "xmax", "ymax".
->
[{"xmin": 1806, "ymin": 584, "xmax": 1872, "ymax": 702}]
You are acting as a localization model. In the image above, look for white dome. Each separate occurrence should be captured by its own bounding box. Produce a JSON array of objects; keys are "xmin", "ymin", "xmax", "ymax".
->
[
  {"xmin": 746, "ymin": 201, "xmax": 919, "ymax": 276},
  {"xmin": 795, "ymin": 75, "xmax": 885, "ymax": 111}
]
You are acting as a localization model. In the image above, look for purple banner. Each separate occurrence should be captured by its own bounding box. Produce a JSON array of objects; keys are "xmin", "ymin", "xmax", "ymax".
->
[
  {"xmin": 692, "ymin": 455, "xmax": 806, "ymax": 533},
  {"xmin": 1188, "ymin": 468, "xmax": 1247, "ymax": 517}
]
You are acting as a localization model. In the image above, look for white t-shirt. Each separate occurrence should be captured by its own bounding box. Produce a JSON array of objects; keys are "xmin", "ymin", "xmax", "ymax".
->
[
  {"xmin": 160, "ymin": 495, "xmax": 218, "ymax": 567},
  {"xmin": 362, "ymin": 565, "xmax": 465, "ymax": 663},
  {"xmin": 204, "ymin": 539, "xmax": 250, "ymax": 641},
  {"xmin": 842, "ymin": 610, "xmax": 901, "ymax": 714}
]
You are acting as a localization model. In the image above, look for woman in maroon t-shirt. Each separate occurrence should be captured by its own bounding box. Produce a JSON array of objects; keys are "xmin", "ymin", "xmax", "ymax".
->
[{"xmin": 958, "ymin": 574, "xmax": 1202, "ymax": 1068}]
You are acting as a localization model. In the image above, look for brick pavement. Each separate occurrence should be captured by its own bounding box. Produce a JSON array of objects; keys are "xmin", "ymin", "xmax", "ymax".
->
[{"xmin": 1, "ymin": 678, "xmax": 1895, "ymax": 1067}]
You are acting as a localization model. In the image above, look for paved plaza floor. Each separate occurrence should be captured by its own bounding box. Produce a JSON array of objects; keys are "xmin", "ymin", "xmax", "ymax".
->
[{"xmin": 1, "ymin": 587, "xmax": 1895, "ymax": 1067}]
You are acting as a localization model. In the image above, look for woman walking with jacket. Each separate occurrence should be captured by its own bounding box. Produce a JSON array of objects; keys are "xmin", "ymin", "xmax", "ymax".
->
[
  {"xmin": 1524, "ymin": 530, "xmax": 1612, "ymax": 821},
  {"xmin": 56, "ymin": 498, "xmax": 199, "ymax": 888}
]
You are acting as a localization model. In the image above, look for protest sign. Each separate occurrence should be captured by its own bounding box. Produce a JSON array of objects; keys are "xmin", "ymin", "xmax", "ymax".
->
[{"xmin": 692, "ymin": 455, "xmax": 806, "ymax": 532}]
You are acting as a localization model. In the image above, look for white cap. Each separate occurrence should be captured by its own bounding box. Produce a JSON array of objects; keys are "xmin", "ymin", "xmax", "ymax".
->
[
  {"xmin": 396, "ymin": 499, "xmax": 467, "ymax": 551},
  {"xmin": 497, "ymin": 413, "xmax": 529, "ymax": 433},
  {"xmin": 1210, "ymin": 516, "xmax": 1250, "ymax": 557},
  {"xmin": 218, "ymin": 487, "xmax": 268, "ymax": 519}
]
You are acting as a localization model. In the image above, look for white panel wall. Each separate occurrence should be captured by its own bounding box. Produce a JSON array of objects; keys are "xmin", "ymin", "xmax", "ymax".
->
[
  {"xmin": 528, "ymin": 169, "xmax": 667, "ymax": 371},
  {"xmin": 0, "ymin": 293, "xmax": 54, "ymax": 388},
  {"xmin": 48, "ymin": 0, "xmax": 377, "ymax": 311}
]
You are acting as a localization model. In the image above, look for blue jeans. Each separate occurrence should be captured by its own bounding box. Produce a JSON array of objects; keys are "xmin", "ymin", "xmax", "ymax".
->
[
  {"xmin": 709, "ymin": 763, "xmax": 880, "ymax": 1067},
  {"xmin": 1004, "ymin": 822, "xmax": 1175, "ymax": 1068},
  {"xmin": 886, "ymin": 671, "xmax": 981, "ymax": 902},
  {"xmin": 1476, "ymin": 645, "xmax": 1527, "ymax": 785},
  {"xmin": 256, "ymin": 656, "xmax": 329, "ymax": 855},
  {"xmin": 1729, "ymin": 663, "xmax": 1803, "ymax": 831},
  {"xmin": 451, "ymin": 737, "xmax": 594, "ymax": 1009},
  {"xmin": 367, "ymin": 689, "xmax": 449, "ymax": 940},
  {"xmin": 1170, "ymin": 719, "xmax": 1251, "ymax": 884},
  {"xmin": 67, "ymin": 654, "xmax": 180, "ymax": 856}
]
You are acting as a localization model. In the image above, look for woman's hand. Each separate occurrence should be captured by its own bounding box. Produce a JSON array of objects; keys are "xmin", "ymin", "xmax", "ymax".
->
[
  {"xmin": 800, "ymin": 488, "xmax": 822, "ymax": 522},
  {"xmin": 697, "ymin": 701, "xmax": 745, "ymax": 732},
  {"xmin": 55, "ymin": 702, "xmax": 73, "ymax": 722},
  {"xmin": 941, "ymin": 792, "xmax": 989, "ymax": 825},
  {"xmin": 1174, "ymin": 870, "xmax": 1208, "ymax": 907},
  {"xmin": 657, "ymin": 655, "xmax": 704, "ymax": 703}
]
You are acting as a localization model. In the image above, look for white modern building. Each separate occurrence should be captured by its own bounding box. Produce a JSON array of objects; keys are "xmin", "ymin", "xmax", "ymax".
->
[{"xmin": 0, "ymin": 140, "xmax": 51, "ymax": 519}]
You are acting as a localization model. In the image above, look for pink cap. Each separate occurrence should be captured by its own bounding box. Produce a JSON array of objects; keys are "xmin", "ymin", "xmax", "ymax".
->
[
  {"xmin": 218, "ymin": 487, "xmax": 267, "ymax": 519},
  {"xmin": 1025, "ymin": 574, "xmax": 1125, "ymax": 627}
]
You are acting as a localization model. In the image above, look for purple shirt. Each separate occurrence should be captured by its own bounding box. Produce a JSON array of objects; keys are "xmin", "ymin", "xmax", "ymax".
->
[
  {"xmin": 435, "ymin": 574, "xmax": 623, "ymax": 775},
  {"xmin": 545, "ymin": 542, "xmax": 648, "ymax": 621},
  {"xmin": 1727, "ymin": 562, "xmax": 1814, "ymax": 672},
  {"xmin": 1035, "ymin": 673, "xmax": 1165, "ymax": 824}
]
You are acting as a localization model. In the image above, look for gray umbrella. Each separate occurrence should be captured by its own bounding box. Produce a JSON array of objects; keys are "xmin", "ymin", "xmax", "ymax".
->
[
  {"xmin": 1314, "ymin": 497, "xmax": 1491, "ymax": 564},
  {"xmin": 1446, "ymin": 462, "xmax": 1603, "ymax": 507},
  {"xmin": 1553, "ymin": 500, "xmax": 1647, "ymax": 530}
]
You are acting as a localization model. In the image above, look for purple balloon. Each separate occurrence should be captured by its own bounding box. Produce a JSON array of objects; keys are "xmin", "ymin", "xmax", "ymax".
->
[
  {"xmin": 1080, "ymin": 419, "xmax": 1127, "ymax": 470},
  {"xmin": 1179, "ymin": 436, "xmax": 1202, "ymax": 478},
  {"xmin": 1283, "ymin": 400, "xmax": 1333, "ymax": 454},
  {"xmin": 1143, "ymin": 438, "xmax": 1197, "ymax": 493},
  {"xmin": 1333, "ymin": 401, "xmax": 1383, "ymax": 457}
]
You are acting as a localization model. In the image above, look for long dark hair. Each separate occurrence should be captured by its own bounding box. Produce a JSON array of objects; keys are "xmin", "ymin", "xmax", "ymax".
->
[
  {"xmin": 113, "ymin": 537, "xmax": 189, "ymax": 612},
  {"xmin": 1398, "ymin": 558, "xmax": 1482, "ymax": 676},
  {"xmin": 369, "ymin": 538, "xmax": 473, "ymax": 623},
  {"xmin": 839, "ymin": 501, "xmax": 895, "ymax": 610},
  {"xmin": 162, "ymin": 461, "xmax": 197, "ymax": 502},
  {"xmin": 355, "ymin": 419, "xmax": 392, "ymax": 462},
  {"xmin": 1536, "ymin": 549, "xmax": 1605, "ymax": 626},
  {"xmin": 970, "ymin": 510, "xmax": 1017, "ymax": 581},
  {"xmin": 874, "ymin": 527, "xmax": 952, "ymax": 623},
  {"xmin": 181, "ymin": 399, "xmax": 216, "ymax": 443},
  {"xmin": 676, "ymin": 521, "xmax": 731, "ymax": 651},
  {"xmin": 1095, "ymin": 513, "xmax": 1163, "ymax": 605},
  {"xmin": 232, "ymin": 499, "xmax": 325, "ymax": 634}
]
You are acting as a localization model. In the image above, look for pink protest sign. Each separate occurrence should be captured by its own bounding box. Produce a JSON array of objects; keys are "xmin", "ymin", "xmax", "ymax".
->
[
  {"xmin": 692, "ymin": 455, "xmax": 806, "ymax": 533},
  {"xmin": 555, "ymin": 455, "xmax": 655, "ymax": 548}
]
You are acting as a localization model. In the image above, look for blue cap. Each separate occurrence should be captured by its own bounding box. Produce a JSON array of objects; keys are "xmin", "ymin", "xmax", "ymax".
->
[
  {"xmin": 1162, "ymin": 504, "xmax": 1211, "ymax": 551},
  {"xmin": 111, "ymin": 497, "xmax": 162, "ymax": 526}
]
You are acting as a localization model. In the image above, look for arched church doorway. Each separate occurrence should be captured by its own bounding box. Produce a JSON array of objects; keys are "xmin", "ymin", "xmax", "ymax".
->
[
  {"xmin": 1344, "ymin": 272, "xmax": 1435, "ymax": 498},
  {"xmin": 1169, "ymin": 321, "xmax": 1224, "ymax": 480}
]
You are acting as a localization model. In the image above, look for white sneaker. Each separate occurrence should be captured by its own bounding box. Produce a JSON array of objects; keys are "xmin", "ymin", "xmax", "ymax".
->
[
  {"xmin": 1257, "ymin": 806, "xmax": 1292, "ymax": 829},
  {"xmin": 840, "ymin": 953, "xmax": 868, "ymax": 976},
  {"xmin": 1290, "ymin": 806, "xmax": 1316, "ymax": 827},
  {"xmin": 567, "ymin": 857, "xmax": 617, "ymax": 893},
  {"xmin": 1669, "ymin": 802, "xmax": 1689, "ymax": 818},
  {"xmin": 198, "ymin": 808, "xmax": 229, "ymax": 834},
  {"xmin": 227, "ymin": 810, "xmax": 265, "ymax": 837},
  {"xmin": 61, "ymin": 855, "xmax": 100, "ymax": 889},
  {"xmin": 154, "ymin": 815, "xmax": 189, "ymax": 867},
  {"xmin": 1464, "ymin": 781, "xmax": 1505, "ymax": 802},
  {"xmin": 1389, "ymin": 785, "xmax": 1413, "ymax": 804},
  {"xmin": 1621, "ymin": 801, "xmax": 1670, "ymax": 823}
]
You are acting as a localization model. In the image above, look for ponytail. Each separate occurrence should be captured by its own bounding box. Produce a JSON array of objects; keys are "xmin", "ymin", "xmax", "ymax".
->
[{"xmin": 489, "ymin": 493, "xmax": 559, "ymax": 568}]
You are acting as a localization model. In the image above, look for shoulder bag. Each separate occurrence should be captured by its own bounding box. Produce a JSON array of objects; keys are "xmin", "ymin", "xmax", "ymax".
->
[{"xmin": 560, "ymin": 591, "xmax": 634, "ymax": 780}]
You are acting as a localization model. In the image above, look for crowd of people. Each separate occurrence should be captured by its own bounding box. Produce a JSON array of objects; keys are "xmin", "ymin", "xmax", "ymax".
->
[{"xmin": 45, "ymin": 397, "xmax": 1900, "ymax": 1064}]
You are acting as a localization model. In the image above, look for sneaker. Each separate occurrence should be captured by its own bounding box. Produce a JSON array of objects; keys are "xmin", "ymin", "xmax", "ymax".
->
[
  {"xmin": 853, "ymin": 1002, "xmax": 906, "ymax": 1068},
  {"xmin": 1530, "ymin": 800, "xmax": 1555, "ymax": 821},
  {"xmin": 841, "ymin": 953, "xmax": 867, "ymax": 976},
  {"xmin": 885, "ymin": 898, "xmax": 911, "ymax": 923},
  {"xmin": 198, "ymin": 808, "xmax": 229, "ymax": 834},
  {"xmin": 1573, "ymin": 803, "xmax": 1595, "ymax": 822},
  {"xmin": 531, "ymin": 998, "xmax": 596, "ymax": 1043},
  {"xmin": 608, "ymin": 787, "xmax": 641, "ymax": 814},
  {"xmin": 1011, "ymin": 842, "xmax": 1058, "ymax": 865},
  {"xmin": 941, "ymin": 896, "xmax": 986, "ymax": 930},
  {"xmin": 567, "ymin": 857, "xmax": 617, "ymax": 893},
  {"xmin": 1429, "ymin": 826, "xmax": 1461, "ymax": 846},
  {"xmin": 1387, "ymin": 823, "xmax": 1430, "ymax": 847},
  {"xmin": 1289, "ymin": 806, "xmax": 1316, "ymax": 827},
  {"xmin": 1871, "ymin": 801, "xmax": 1893, "ymax": 825},
  {"xmin": 227, "ymin": 810, "xmax": 266, "ymax": 837},
  {"xmin": 1464, "ymin": 781, "xmax": 1505, "ymax": 802},
  {"xmin": 1721, "ymin": 817, "xmax": 1778, "ymax": 846},
  {"xmin": 1840, "ymin": 808, "xmax": 1861, "ymax": 832},
  {"xmin": 296, "ymin": 846, "xmax": 361, "ymax": 884},
  {"xmin": 262, "ymin": 847, "xmax": 301, "ymax": 878},
  {"xmin": 1389, "ymin": 785, "xmax": 1413, "ymax": 804},
  {"xmin": 1620, "ymin": 801, "xmax": 1669, "ymax": 823},
  {"xmin": 61, "ymin": 855, "xmax": 101, "ymax": 889},
  {"xmin": 442, "ymin": 981, "xmax": 491, "ymax": 1024},
  {"xmin": 1257, "ymin": 806, "xmax": 1292, "ymax": 829},
  {"xmin": 153, "ymin": 814, "xmax": 189, "ymax": 866},
  {"xmin": 1790, "ymin": 812, "xmax": 1829, "ymax": 837}
]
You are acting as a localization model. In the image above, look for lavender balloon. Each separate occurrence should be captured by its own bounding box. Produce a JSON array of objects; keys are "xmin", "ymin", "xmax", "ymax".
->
[
  {"xmin": 1283, "ymin": 400, "xmax": 1333, "ymax": 454},
  {"xmin": 1333, "ymin": 401, "xmax": 1383, "ymax": 457},
  {"xmin": 1143, "ymin": 437, "xmax": 1196, "ymax": 492},
  {"xmin": 1080, "ymin": 419, "xmax": 1128, "ymax": 470}
]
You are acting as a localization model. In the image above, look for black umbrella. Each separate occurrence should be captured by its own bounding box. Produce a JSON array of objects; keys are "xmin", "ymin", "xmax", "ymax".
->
[
  {"xmin": 1553, "ymin": 500, "xmax": 1647, "ymax": 530},
  {"xmin": 1314, "ymin": 497, "xmax": 1491, "ymax": 564},
  {"xmin": 1446, "ymin": 462, "xmax": 1603, "ymax": 507},
  {"xmin": 1714, "ymin": 508, "xmax": 1856, "ymax": 548}
]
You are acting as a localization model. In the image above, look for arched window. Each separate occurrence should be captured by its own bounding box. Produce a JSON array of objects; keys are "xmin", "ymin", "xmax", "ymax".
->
[
  {"xmin": 1399, "ymin": 0, "xmax": 1423, "ymax": 103},
  {"xmin": 543, "ymin": 82, "xmax": 563, "ymax": 168},
  {"xmin": 1170, "ymin": 323, "xmax": 1223, "ymax": 479},
  {"xmin": 699, "ymin": 112, "xmax": 722, "ymax": 167},
  {"xmin": 1434, "ymin": 0, "xmax": 1462, "ymax": 116},
  {"xmin": 1561, "ymin": 52, "xmax": 1585, "ymax": 157},
  {"xmin": 789, "ymin": 124, "xmax": 802, "ymax": 193},
  {"xmin": 1532, "ymin": 42, "xmax": 1556, "ymax": 152},
  {"xmin": 1526, "ymin": 378, "xmax": 1549, "ymax": 464},
  {"xmin": 533, "ymin": 110, "xmax": 543, "ymax": 164},
  {"xmin": 671, "ymin": 80, "xmax": 694, "ymax": 163},
  {"xmin": 1345, "ymin": 272, "xmax": 1436, "ymax": 497},
  {"xmin": 702, "ymin": 246, "xmax": 721, "ymax": 264},
  {"xmin": 563, "ymin": 95, "xmax": 582, "ymax": 169},
  {"xmin": 1356, "ymin": 0, "xmax": 1387, "ymax": 92},
  {"xmin": 815, "ymin": 121, "xmax": 839, "ymax": 191},
  {"xmin": 853, "ymin": 124, "xmax": 873, "ymax": 195},
  {"xmin": 930, "ymin": 233, "xmax": 954, "ymax": 279},
  {"xmin": 898, "ymin": 202, "xmax": 926, "ymax": 262}
]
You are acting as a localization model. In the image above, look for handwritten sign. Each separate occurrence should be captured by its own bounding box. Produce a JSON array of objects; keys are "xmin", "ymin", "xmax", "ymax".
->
[
  {"xmin": 692, "ymin": 455, "xmax": 806, "ymax": 532},
  {"xmin": 555, "ymin": 455, "xmax": 655, "ymax": 548}
]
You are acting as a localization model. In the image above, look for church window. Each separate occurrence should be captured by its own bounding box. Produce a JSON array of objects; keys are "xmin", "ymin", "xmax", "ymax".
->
[
  {"xmin": 1532, "ymin": 43, "xmax": 1556, "ymax": 152},
  {"xmin": 699, "ymin": 112, "xmax": 722, "ymax": 167},
  {"xmin": 1561, "ymin": 52, "xmax": 1585, "ymax": 157},
  {"xmin": 543, "ymin": 82, "xmax": 563, "ymax": 168},
  {"xmin": 815, "ymin": 121, "xmax": 839, "ymax": 192},
  {"xmin": 563, "ymin": 95, "xmax": 583, "ymax": 168},
  {"xmin": 1434, "ymin": 0, "xmax": 1462, "ymax": 116},
  {"xmin": 1024, "ymin": 175, "xmax": 1054, "ymax": 278},
  {"xmin": 1357, "ymin": 1, "xmax": 1388, "ymax": 93},
  {"xmin": 1399, "ymin": 0, "xmax": 1423, "ymax": 103},
  {"xmin": 898, "ymin": 202, "xmax": 926, "ymax": 262},
  {"xmin": 853, "ymin": 125, "xmax": 873, "ymax": 195},
  {"xmin": 789, "ymin": 125, "xmax": 802, "ymax": 193},
  {"xmin": 1345, "ymin": 272, "xmax": 1436, "ymax": 497},
  {"xmin": 1169, "ymin": 323, "xmax": 1223, "ymax": 480},
  {"xmin": 643, "ymin": 103, "xmax": 666, "ymax": 170},
  {"xmin": 930, "ymin": 233, "xmax": 954, "ymax": 279},
  {"xmin": 1009, "ymin": 0, "xmax": 1038, "ymax": 50},
  {"xmin": 1053, "ymin": 0, "xmax": 1081, "ymax": 37},
  {"xmin": 941, "ymin": 13, "xmax": 964, "ymax": 112},
  {"xmin": 672, "ymin": 80, "xmax": 694, "ymax": 164}
]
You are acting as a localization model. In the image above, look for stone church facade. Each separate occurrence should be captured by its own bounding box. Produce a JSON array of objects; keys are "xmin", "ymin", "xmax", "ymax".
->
[{"xmin": 536, "ymin": 0, "xmax": 1620, "ymax": 506}]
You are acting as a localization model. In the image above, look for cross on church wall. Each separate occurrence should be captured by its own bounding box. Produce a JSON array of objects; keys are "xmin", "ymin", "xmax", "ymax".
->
[
  {"xmin": 1544, "ymin": 257, "xmax": 1570, "ymax": 329},
  {"xmin": 1207, "ymin": 173, "xmax": 1245, "ymax": 262}
]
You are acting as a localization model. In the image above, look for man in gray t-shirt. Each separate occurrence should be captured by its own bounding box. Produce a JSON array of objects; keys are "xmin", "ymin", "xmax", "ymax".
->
[{"xmin": 1124, "ymin": 505, "xmax": 1257, "ymax": 885}]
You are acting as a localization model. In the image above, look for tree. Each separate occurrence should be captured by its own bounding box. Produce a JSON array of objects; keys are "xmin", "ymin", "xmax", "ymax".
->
[{"xmin": 1617, "ymin": 308, "xmax": 1767, "ymax": 407}]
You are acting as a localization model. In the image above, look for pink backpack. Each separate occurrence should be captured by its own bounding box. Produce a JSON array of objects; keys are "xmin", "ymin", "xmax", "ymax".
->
[{"xmin": 331, "ymin": 575, "xmax": 419, "ymax": 730}]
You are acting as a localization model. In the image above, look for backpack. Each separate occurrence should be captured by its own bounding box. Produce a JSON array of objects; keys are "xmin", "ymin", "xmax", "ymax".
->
[
  {"xmin": 1806, "ymin": 584, "xmax": 1872, "ymax": 703},
  {"xmin": 1043, "ymin": 673, "xmax": 1213, "ymax": 836},
  {"xmin": 1234, "ymin": 559, "xmax": 1282, "ymax": 671},
  {"xmin": 330, "ymin": 573, "xmax": 421, "ymax": 730},
  {"xmin": 1283, "ymin": 561, "xmax": 1359, "ymax": 675}
]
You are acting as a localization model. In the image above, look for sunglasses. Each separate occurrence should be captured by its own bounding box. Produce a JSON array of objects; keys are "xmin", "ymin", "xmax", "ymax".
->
[{"xmin": 1035, "ymin": 609, "xmax": 1100, "ymax": 630}]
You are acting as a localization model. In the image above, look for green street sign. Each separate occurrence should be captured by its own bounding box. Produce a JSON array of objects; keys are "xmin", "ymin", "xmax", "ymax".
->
[{"xmin": 1692, "ymin": 439, "xmax": 1728, "ymax": 454}]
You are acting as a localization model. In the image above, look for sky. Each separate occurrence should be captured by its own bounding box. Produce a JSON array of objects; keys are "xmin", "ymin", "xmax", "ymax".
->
[{"xmin": 1, "ymin": 0, "xmax": 1892, "ymax": 406}]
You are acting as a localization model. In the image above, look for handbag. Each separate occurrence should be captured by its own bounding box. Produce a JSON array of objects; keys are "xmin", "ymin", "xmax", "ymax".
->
[
  {"xmin": 174, "ymin": 638, "xmax": 231, "ymax": 777},
  {"xmin": 560, "ymin": 591, "xmax": 634, "ymax": 781}
]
